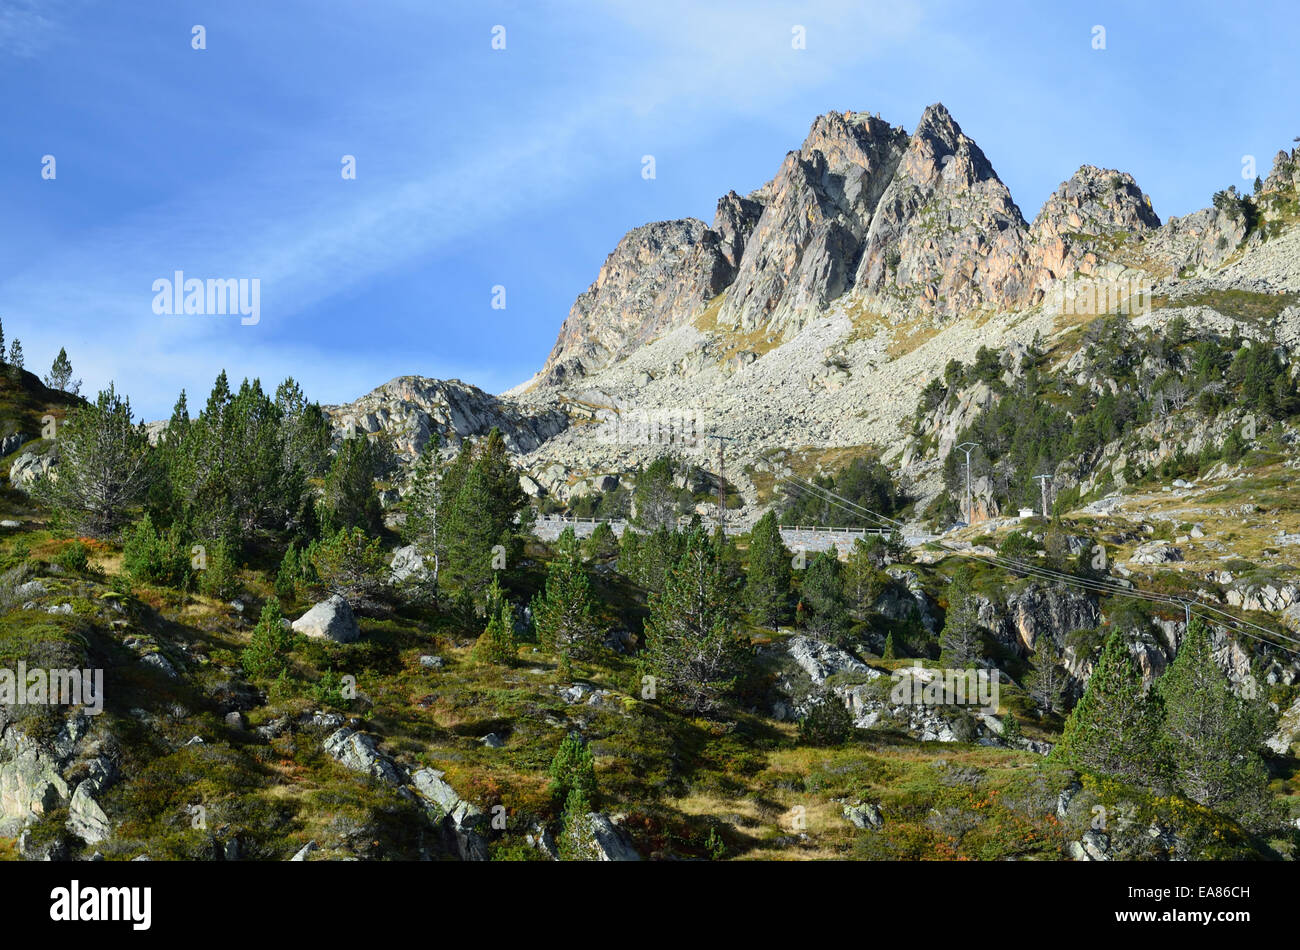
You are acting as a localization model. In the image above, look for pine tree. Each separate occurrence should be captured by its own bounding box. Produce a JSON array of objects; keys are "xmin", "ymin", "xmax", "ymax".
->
[
  {"xmin": 164, "ymin": 372, "xmax": 321, "ymax": 538},
  {"xmin": 643, "ymin": 528, "xmax": 746, "ymax": 714},
  {"xmin": 473, "ymin": 575, "xmax": 517, "ymax": 664},
  {"xmin": 709, "ymin": 526, "xmax": 744, "ymax": 595},
  {"xmin": 401, "ymin": 434, "xmax": 444, "ymax": 600},
  {"xmin": 584, "ymin": 520, "xmax": 617, "ymax": 561},
  {"xmin": 318, "ymin": 432, "xmax": 384, "ymax": 534},
  {"xmin": 0, "ymin": 316, "xmax": 5, "ymax": 365},
  {"xmin": 1001, "ymin": 710, "xmax": 1023, "ymax": 744},
  {"xmin": 198, "ymin": 535, "xmax": 240, "ymax": 600},
  {"xmin": 801, "ymin": 549, "xmax": 848, "ymax": 643},
  {"xmin": 1055, "ymin": 630, "xmax": 1163, "ymax": 786},
  {"xmin": 7, "ymin": 339, "xmax": 24, "ymax": 382},
  {"xmin": 1025, "ymin": 636, "xmax": 1068, "ymax": 714},
  {"xmin": 438, "ymin": 434, "xmax": 525, "ymax": 605},
  {"xmin": 547, "ymin": 732, "xmax": 597, "ymax": 802},
  {"xmin": 32, "ymin": 383, "xmax": 151, "ymax": 537},
  {"xmin": 557, "ymin": 787, "xmax": 599, "ymax": 861},
  {"xmin": 241, "ymin": 597, "xmax": 294, "ymax": 679},
  {"xmin": 843, "ymin": 537, "xmax": 887, "ymax": 620},
  {"xmin": 938, "ymin": 572, "xmax": 984, "ymax": 669},
  {"xmin": 883, "ymin": 631, "xmax": 897, "ymax": 660},
  {"xmin": 476, "ymin": 427, "xmax": 528, "ymax": 544},
  {"xmin": 632, "ymin": 456, "xmax": 680, "ymax": 530},
  {"xmin": 1157, "ymin": 618, "xmax": 1274, "ymax": 825},
  {"xmin": 799, "ymin": 689, "xmax": 853, "ymax": 746},
  {"xmin": 745, "ymin": 511, "xmax": 791, "ymax": 627},
  {"xmin": 44, "ymin": 347, "xmax": 80, "ymax": 394},
  {"xmin": 532, "ymin": 529, "xmax": 599, "ymax": 661},
  {"xmin": 309, "ymin": 526, "xmax": 386, "ymax": 606},
  {"xmin": 275, "ymin": 541, "xmax": 302, "ymax": 601}
]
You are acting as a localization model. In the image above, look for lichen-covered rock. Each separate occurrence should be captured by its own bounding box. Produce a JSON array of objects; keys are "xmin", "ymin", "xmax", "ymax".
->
[
  {"xmin": 323, "ymin": 728, "xmax": 404, "ymax": 786},
  {"xmin": 0, "ymin": 730, "xmax": 69, "ymax": 836}
]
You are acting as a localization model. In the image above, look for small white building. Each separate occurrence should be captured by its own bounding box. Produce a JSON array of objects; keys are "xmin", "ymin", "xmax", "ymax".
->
[{"xmin": 1018, "ymin": 507, "xmax": 1036, "ymax": 519}]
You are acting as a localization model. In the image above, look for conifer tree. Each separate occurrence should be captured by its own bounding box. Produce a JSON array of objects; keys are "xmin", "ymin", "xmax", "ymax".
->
[
  {"xmin": 7, "ymin": 339, "xmax": 24, "ymax": 382},
  {"xmin": 241, "ymin": 597, "xmax": 294, "ymax": 679},
  {"xmin": 319, "ymin": 432, "xmax": 384, "ymax": 534},
  {"xmin": 801, "ymin": 549, "xmax": 848, "ymax": 643},
  {"xmin": 843, "ymin": 537, "xmax": 887, "ymax": 620},
  {"xmin": 583, "ymin": 520, "xmax": 617, "ymax": 561},
  {"xmin": 532, "ymin": 528, "xmax": 598, "ymax": 661},
  {"xmin": 799, "ymin": 689, "xmax": 853, "ymax": 746},
  {"xmin": 474, "ymin": 574, "xmax": 517, "ymax": 664},
  {"xmin": 1025, "ymin": 636, "xmax": 1069, "ymax": 715},
  {"xmin": 938, "ymin": 570, "xmax": 984, "ymax": 669},
  {"xmin": 547, "ymin": 732, "xmax": 597, "ymax": 802},
  {"xmin": 275, "ymin": 541, "xmax": 302, "ymax": 601},
  {"xmin": 44, "ymin": 347, "xmax": 80, "ymax": 394},
  {"xmin": 632, "ymin": 456, "xmax": 680, "ymax": 530},
  {"xmin": 32, "ymin": 383, "xmax": 151, "ymax": 537},
  {"xmin": 437, "ymin": 432, "xmax": 526, "ymax": 604},
  {"xmin": 402, "ymin": 434, "xmax": 444, "ymax": 599},
  {"xmin": 1055, "ymin": 629, "xmax": 1163, "ymax": 786},
  {"xmin": 1157, "ymin": 617, "xmax": 1274, "ymax": 825},
  {"xmin": 643, "ymin": 527, "xmax": 746, "ymax": 713},
  {"xmin": 745, "ymin": 511, "xmax": 791, "ymax": 627},
  {"xmin": 557, "ymin": 787, "xmax": 598, "ymax": 861}
]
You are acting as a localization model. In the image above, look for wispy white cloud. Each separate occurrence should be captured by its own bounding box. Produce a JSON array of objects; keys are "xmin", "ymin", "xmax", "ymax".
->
[
  {"xmin": 0, "ymin": 0, "xmax": 61, "ymax": 57},
  {"xmin": 2, "ymin": 1, "xmax": 933, "ymax": 417}
]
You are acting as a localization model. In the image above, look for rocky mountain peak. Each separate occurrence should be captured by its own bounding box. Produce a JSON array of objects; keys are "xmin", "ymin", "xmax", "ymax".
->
[
  {"xmin": 714, "ymin": 109, "xmax": 911, "ymax": 334},
  {"xmin": 536, "ymin": 217, "xmax": 735, "ymax": 385},
  {"xmin": 849, "ymin": 103, "xmax": 1033, "ymax": 318},
  {"xmin": 1028, "ymin": 165, "xmax": 1161, "ymax": 282}
]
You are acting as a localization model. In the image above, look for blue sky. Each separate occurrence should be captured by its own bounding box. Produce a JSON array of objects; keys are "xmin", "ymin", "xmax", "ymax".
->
[{"xmin": 1, "ymin": 0, "xmax": 1297, "ymax": 419}]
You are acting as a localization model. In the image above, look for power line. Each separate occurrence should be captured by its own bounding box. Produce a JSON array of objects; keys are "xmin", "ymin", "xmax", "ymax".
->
[{"xmin": 772, "ymin": 470, "xmax": 1300, "ymax": 659}]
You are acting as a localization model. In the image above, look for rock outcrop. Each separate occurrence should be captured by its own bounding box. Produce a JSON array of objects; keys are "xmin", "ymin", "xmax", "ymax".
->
[
  {"xmin": 850, "ymin": 103, "xmax": 1034, "ymax": 319},
  {"xmin": 1028, "ymin": 165, "xmax": 1161, "ymax": 285},
  {"xmin": 539, "ymin": 218, "xmax": 739, "ymax": 383},
  {"xmin": 718, "ymin": 111, "xmax": 909, "ymax": 334},
  {"xmin": 324, "ymin": 376, "xmax": 568, "ymax": 461}
]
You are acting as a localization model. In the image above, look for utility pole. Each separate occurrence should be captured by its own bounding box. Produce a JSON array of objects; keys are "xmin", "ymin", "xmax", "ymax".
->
[
  {"xmin": 706, "ymin": 433, "xmax": 736, "ymax": 535},
  {"xmin": 956, "ymin": 442, "xmax": 980, "ymax": 525},
  {"xmin": 1033, "ymin": 473, "xmax": 1052, "ymax": 519}
]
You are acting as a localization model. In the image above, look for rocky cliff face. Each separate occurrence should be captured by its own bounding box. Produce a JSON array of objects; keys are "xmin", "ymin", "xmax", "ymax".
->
[
  {"xmin": 335, "ymin": 101, "xmax": 1300, "ymax": 539},
  {"xmin": 717, "ymin": 111, "xmax": 910, "ymax": 334},
  {"xmin": 537, "ymin": 218, "xmax": 739, "ymax": 385},
  {"xmin": 1028, "ymin": 165, "xmax": 1161, "ymax": 284},
  {"xmin": 849, "ymin": 104, "xmax": 1035, "ymax": 319},
  {"xmin": 530, "ymin": 102, "xmax": 1186, "ymax": 386}
]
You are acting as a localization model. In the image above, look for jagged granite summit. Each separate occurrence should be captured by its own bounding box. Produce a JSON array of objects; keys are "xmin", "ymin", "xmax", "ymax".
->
[{"xmin": 328, "ymin": 103, "xmax": 1300, "ymax": 524}]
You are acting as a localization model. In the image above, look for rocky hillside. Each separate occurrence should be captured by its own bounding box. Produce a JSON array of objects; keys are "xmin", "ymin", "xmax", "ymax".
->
[{"xmin": 322, "ymin": 376, "xmax": 568, "ymax": 462}]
